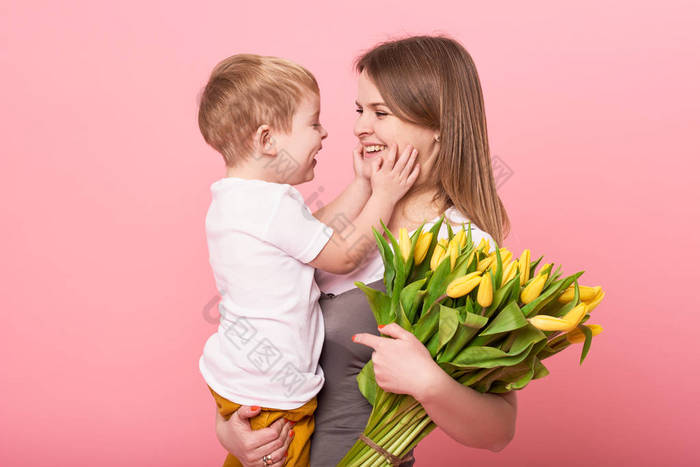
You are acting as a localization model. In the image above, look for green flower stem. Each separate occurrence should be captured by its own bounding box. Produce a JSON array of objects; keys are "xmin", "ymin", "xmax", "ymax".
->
[
  {"xmin": 373, "ymin": 404, "xmax": 424, "ymax": 447},
  {"xmin": 348, "ymin": 403, "xmax": 425, "ymax": 466},
  {"xmin": 368, "ymin": 413, "xmax": 432, "ymax": 467},
  {"xmin": 382, "ymin": 413, "xmax": 428, "ymax": 458},
  {"xmin": 353, "ymin": 404, "xmax": 424, "ymax": 466},
  {"xmin": 393, "ymin": 415, "xmax": 433, "ymax": 460}
]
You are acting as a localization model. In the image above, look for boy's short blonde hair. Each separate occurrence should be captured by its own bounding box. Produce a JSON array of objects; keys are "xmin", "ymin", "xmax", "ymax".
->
[{"xmin": 198, "ymin": 54, "xmax": 320, "ymax": 166}]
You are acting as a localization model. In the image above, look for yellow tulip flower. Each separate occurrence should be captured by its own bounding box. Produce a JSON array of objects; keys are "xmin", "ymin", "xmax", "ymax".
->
[
  {"xmin": 584, "ymin": 289, "xmax": 606, "ymax": 313},
  {"xmin": 477, "ymin": 272, "xmax": 493, "ymax": 307},
  {"xmin": 558, "ymin": 285, "xmax": 601, "ymax": 303},
  {"xmin": 476, "ymin": 237, "xmax": 490, "ymax": 254},
  {"xmin": 399, "ymin": 228, "xmax": 411, "ymax": 262},
  {"xmin": 501, "ymin": 260, "xmax": 519, "ymax": 287},
  {"xmin": 566, "ymin": 324, "xmax": 603, "ymax": 343},
  {"xmin": 477, "ymin": 256, "xmax": 494, "ymax": 272},
  {"xmin": 452, "ymin": 228, "xmax": 467, "ymax": 249},
  {"xmin": 519, "ymin": 249, "xmax": 531, "ymax": 286},
  {"xmin": 413, "ymin": 232, "xmax": 433, "ymax": 265},
  {"xmin": 562, "ymin": 303, "xmax": 587, "ymax": 328},
  {"xmin": 528, "ymin": 315, "xmax": 575, "ymax": 331},
  {"xmin": 520, "ymin": 273, "xmax": 547, "ymax": 304},
  {"xmin": 430, "ymin": 239, "xmax": 448, "ymax": 271},
  {"xmin": 446, "ymin": 272, "xmax": 482, "ymax": 298}
]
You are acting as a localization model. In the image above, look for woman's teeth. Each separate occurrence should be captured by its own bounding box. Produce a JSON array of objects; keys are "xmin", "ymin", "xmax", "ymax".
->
[{"xmin": 365, "ymin": 145, "xmax": 386, "ymax": 153}]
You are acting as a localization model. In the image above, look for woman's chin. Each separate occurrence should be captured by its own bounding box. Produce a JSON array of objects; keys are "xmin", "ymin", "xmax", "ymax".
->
[{"xmin": 363, "ymin": 150, "xmax": 384, "ymax": 159}]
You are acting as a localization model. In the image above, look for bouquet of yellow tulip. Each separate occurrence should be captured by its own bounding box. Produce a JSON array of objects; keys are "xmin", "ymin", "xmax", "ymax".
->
[{"xmin": 338, "ymin": 216, "xmax": 605, "ymax": 466}]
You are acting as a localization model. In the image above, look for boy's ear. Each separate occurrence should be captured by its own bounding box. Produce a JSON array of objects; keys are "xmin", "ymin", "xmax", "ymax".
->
[{"xmin": 254, "ymin": 124, "xmax": 276, "ymax": 157}]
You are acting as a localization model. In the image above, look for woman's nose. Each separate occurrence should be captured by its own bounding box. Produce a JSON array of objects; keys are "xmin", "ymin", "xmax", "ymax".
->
[{"xmin": 354, "ymin": 114, "xmax": 372, "ymax": 138}]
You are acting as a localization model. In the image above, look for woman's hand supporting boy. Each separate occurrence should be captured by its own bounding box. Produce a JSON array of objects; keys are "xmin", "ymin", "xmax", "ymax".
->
[{"xmin": 214, "ymin": 406, "xmax": 294, "ymax": 467}]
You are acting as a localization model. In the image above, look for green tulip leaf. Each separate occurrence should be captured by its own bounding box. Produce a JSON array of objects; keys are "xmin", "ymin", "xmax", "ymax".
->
[
  {"xmin": 493, "ymin": 243, "xmax": 503, "ymax": 289},
  {"xmin": 445, "ymin": 222, "xmax": 454, "ymax": 239},
  {"xmin": 421, "ymin": 253, "xmax": 452, "ymax": 316},
  {"xmin": 472, "ymin": 353, "xmax": 539, "ymax": 393},
  {"xmin": 400, "ymin": 279, "xmax": 427, "ymax": 324},
  {"xmin": 521, "ymin": 272, "xmax": 584, "ymax": 318},
  {"xmin": 437, "ymin": 324, "xmax": 481, "ymax": 363},
  {"xmin": 396, "ymin": 302, "xmax": 412, "ymax": 331},
  {"xmin": 372, "ymin": 227, "xmax": 395, "ymax": 296},
  {"xmin": 579, "ymin": 324, "xmax": 594, "ymax": 365},
  {"xmin": 447, "ymin": 324, "xmax": 546, "ymax": 369},
  {"xmin": 357, "ymin": 361, "xmax": 377, "ymax": 405},
  {"xmin": 553, "ymin": 280, "xmax": 580, "ymax": 318},
  {"xmin": 485, "ymin": 274, "xmax": 521, "ymax": 316},
  {"xmin": 354, "ymin": 281, "xmax": 392, "ymax": 325},
  {"xmin": 463, "ymin": 310, "xmax": 489, "ymax": 329},
  {"xmin": 438, "ymin": 305, "xmax": 461, "ymax": 351},
  {"xmin": 479, "ymin": 301, "xmax": 528, "ymax": 336},
  {"xmin": 413, "ymin": 295, "xmax": 442, "ymax": 343},
  {"xmin": 528, "ymin": 255, "xmax": 544, "ymax": 280},
  {"xmin": 380, "ymin": 219, "xmax": 408, "ymax": 293},
  {"xmin": 533, "ymin": 358, "xmax": 549, "ymax": 379}
]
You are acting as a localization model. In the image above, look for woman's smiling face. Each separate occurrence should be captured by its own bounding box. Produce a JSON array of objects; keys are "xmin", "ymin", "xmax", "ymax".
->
[{"xmin": 354, "ymin": 70, "xmax": 438, "ymax": 169}]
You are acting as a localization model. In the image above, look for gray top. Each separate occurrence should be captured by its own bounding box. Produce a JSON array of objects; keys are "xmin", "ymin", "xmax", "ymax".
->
[{"xmin": 310, "ymin": 278, "xmax": 415, "ymax": 466}]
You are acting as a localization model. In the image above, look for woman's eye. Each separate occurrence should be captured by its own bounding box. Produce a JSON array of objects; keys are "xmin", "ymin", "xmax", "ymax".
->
[{"xmin": 375, "ymin": 111, "xmax": 388, "ymax": 117}]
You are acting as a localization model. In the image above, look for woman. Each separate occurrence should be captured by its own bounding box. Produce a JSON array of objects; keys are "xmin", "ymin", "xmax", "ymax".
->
[{"xmin": 214, "ymin": 35, "xmax": 515, "ymax": 466}]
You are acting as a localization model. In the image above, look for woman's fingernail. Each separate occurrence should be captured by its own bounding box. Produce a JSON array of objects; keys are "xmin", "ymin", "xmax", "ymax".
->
[
  {"xmin": 378, "ymin": 324, "xmax": 386, "ymax": 330},
  {"xmin": 289, "ymin": 430, "xmax": 295, "ymax": 438},
  {"xmin": 290, "ymin": 420, "xmax": 297, "ymax": 425},
  {"xmin": 351, "ymin": 334, "xmax": 356, "ymax": 342},
  {"xmin": 285, "ymin": 451, "xmax": 288, "ymax": 457},
  {"xmin": 251, "ymin": 406, "xmax": 260, "ymax": 411}
]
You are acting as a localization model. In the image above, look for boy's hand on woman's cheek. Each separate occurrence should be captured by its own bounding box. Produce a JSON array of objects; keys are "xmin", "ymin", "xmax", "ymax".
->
[{"xmin": 352, "ymin": 143, "xmax": 379, "ymax": 184}]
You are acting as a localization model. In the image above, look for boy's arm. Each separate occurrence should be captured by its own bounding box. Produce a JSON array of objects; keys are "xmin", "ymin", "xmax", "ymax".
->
[
  {"xmin": 312, "ymin": 177, "xmax": 371, "ymax": 226},
  {"xmin": 309, "ymin": 144, "xmax": 420, "ymax": 275},
  {"xmin": 308, "ymin": 192, "xmax": 396, "ymax": 275}
]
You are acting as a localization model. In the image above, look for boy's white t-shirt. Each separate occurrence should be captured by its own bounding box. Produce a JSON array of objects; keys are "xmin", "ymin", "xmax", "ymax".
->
[
  {"xmin": 199, "ymin": 177, "xmax": 334, "ymax": 410},
  {"xmin": 315, "ymin": 206, "xmax": 496, "ymax": 295}
]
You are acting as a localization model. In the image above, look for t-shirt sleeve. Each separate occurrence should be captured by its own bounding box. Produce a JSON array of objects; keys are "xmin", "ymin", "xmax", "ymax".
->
[{"xmin": 263, "ymin": 186, "xmax": 334, "ymax": 263}]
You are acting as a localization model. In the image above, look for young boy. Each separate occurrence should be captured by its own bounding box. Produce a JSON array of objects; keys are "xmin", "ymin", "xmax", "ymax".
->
[{"xmin": 197, "ymin": 54, "xmax": 420, "ymax": 466}]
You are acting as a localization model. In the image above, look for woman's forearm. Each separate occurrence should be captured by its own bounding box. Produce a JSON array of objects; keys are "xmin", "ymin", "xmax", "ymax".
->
[{"xmin": 414, "ymin": 366, "xmax": 517, "ymax": 452}]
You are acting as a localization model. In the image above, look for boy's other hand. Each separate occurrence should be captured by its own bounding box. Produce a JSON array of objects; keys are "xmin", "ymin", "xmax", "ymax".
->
[
  {"xmin": 352, "ymin": 142, "xmax": 378, "ymax": 184},
  {"xmin": 369, "ymin": 144, "xmax": 420, "ymax": 203}
]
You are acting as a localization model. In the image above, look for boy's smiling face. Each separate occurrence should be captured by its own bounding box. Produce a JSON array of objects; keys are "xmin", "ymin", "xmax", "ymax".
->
[{"xmin": 270, "ymin": 92, "xmax": 328, "ymax": 185}]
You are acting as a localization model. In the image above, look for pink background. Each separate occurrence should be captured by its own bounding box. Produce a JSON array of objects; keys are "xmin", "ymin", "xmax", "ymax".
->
[{"xmin": 2, "ymin": 1, "xmax": 699, "ymax": 465}]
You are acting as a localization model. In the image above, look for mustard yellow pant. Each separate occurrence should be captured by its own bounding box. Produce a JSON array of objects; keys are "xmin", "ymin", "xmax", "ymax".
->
[{"xmin": 209, "ymin": 386, "xmax": 316, "ymax": 467}]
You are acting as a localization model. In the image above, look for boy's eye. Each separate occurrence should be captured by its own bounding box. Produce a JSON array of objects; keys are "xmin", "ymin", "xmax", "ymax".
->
[{"xmin": 355, "ymin": 108, "xmax": 363, "ymax": 114}]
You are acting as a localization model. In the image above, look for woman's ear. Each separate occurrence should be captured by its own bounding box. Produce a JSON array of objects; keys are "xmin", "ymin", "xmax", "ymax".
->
[{"xmin": 254, "ymin": 124, "xmax": 276, "ymax": 156}]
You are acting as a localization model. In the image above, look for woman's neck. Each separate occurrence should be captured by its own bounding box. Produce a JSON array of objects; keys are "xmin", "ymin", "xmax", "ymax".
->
[{"xmin": 387, "ymin": 187, "xmax": 445, "ymax": 236}]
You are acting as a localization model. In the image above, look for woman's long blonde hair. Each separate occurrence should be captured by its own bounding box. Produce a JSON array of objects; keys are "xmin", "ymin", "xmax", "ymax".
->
[{"xmin": 356, "ymin": 35, "xmax": 510, "ymax": 245}]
